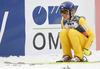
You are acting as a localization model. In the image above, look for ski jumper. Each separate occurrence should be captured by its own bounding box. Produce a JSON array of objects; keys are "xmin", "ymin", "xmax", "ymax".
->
[{"xmin": 59, "ymin": 15, "xmax": 95, "ymax": 59}]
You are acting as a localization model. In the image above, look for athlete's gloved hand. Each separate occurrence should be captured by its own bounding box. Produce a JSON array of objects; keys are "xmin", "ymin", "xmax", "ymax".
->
[{"xmin": 83, "ymin": 48, "xmax": 91, "ymax": 56}]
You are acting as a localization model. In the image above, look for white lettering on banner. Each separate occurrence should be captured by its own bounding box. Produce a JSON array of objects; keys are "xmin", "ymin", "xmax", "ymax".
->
[{"xmin": 0, "ymin": 11, "xmax": 9, "ymax": 44}]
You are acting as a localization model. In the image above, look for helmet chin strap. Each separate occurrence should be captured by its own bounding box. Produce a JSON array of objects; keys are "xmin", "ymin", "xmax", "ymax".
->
[
  {"xmin": 69, "ymin": 10, "xmax": 75, "ymax": 23},
  {"xmin": 69, "ymin": 10, "xmax": 71, "ymax": 23}
]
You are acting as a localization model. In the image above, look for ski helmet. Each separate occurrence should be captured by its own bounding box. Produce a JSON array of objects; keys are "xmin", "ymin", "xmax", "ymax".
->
[{"xmin": 59, "ymin": 1, "xmax": 75, "ymax": 17}]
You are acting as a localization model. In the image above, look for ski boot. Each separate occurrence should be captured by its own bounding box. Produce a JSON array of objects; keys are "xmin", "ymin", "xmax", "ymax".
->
[
  {"xmin": 71, "ymin": 56, "xmax": 82, "ymax": 62},
  {"xmin": 82, "ymin": 56, "xmax": 88, "ymax": 62},
  {"xmin": 56, "ymin": 55, "xmax": 71, "ymax": 62},
  {"xmin": 71, "ymin": 56, "xmax": 88, "ymax": 62}
]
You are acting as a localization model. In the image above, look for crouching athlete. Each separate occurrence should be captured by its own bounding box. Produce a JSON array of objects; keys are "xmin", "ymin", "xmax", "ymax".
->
[{"xmin": 57, "ymin": 1, "xmax": 95, "ymax": 62}]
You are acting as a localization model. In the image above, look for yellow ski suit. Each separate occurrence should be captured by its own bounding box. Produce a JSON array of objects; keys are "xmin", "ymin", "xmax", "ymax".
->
[{"xmin": 59, "ymin": 15, "xmax": 95, "ymax": 59}]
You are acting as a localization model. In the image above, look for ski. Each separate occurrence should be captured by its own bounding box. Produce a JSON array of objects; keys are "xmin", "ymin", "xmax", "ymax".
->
[{"xmin": 4, "ymin": 61, "xmax": 100, "ymax": 66}]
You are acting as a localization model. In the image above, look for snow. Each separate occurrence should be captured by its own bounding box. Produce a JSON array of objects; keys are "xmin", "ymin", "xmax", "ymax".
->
[{"xmin": 0, "ymin": 50, "xmax": 100, "ymax": 69}]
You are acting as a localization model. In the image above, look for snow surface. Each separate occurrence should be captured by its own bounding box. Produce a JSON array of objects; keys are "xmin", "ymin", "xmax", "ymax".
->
[{"xmin": 0, "ymin": 50, "xmax": 100, "ymax": 69}]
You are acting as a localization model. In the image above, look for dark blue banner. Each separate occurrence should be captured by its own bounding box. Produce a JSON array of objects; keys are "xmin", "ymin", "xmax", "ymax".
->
[{"xmin": 0, "ymin": 0, "xmax": 25, "ymax": 56}]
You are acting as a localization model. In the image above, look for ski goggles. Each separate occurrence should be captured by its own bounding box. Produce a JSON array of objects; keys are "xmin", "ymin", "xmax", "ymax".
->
[
  {"xmin": 60, "ymin": 8, "xmax": 75, "ymax": 15},
  {"xmin": 60, "ymin": 9, "xmax": 69, "ymax": 15}
]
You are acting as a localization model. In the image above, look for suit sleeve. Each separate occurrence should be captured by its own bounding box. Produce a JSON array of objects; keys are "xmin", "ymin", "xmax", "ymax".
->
[{"xmin": 79, "ymin": 17, "xmax": 95, "ymax": 49}]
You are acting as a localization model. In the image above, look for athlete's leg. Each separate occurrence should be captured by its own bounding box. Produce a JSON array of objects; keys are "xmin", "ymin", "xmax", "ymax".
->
[
  {"xmin": 59, "ymin": 29, "xmax": 72, "ymax": 58},
  {"xmin": 68, "ymin": 29, "xmax": 87, "ymax": 59}
]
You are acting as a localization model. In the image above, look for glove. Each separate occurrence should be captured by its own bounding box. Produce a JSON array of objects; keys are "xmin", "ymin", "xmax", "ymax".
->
[{"xmin": 83, "ymin": 48, "xmax": 91, "ymax": 56}]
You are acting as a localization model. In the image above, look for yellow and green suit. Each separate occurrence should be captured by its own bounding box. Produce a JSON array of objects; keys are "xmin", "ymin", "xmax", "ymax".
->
[{"xmin": 59, "ymin": 15, "xmax": 95, "ymax": 59}]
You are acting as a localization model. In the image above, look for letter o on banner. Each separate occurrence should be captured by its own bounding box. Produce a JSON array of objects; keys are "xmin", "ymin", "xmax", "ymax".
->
[{"xmin": 33, "ymin": 33, "xmax": 46, "ymax": 50}]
